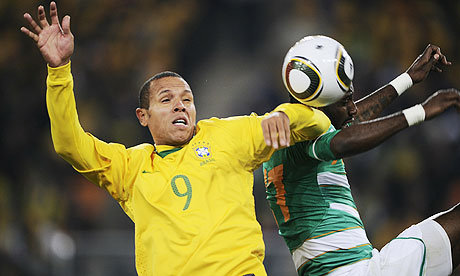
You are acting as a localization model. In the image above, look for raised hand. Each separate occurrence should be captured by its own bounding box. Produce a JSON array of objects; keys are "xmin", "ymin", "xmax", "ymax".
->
[
  {"xmin": 21, "ymin": 2, "xmax": 74, "ymax": 67},
  {"xmin": 422, "ymin": 89, "xmax": 460, "ymax": 120},
  {"xmin": 406, "ymin": 44, "xmax": 451, "ymax": 84}
]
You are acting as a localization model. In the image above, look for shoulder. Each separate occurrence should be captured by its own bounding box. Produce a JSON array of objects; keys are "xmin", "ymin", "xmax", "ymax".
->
[
  {"xmin": 127, "ymin": 143, "xmax": 155, "ymax": 156},
  {"xmin": 197, "ymin": 115, "xmax": 256, "ymax": 129}
]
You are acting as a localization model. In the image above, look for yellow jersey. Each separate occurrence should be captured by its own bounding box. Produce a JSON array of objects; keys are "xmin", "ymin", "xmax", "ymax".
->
[{"xmin": 46, "ymin": 62, "xmax": 331, "ymax": 276}]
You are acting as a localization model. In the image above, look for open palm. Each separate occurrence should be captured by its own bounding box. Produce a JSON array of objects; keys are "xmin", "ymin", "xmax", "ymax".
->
[{"xmin": 21, "ymin": 2, "xmax": 74, "ymax": 67}]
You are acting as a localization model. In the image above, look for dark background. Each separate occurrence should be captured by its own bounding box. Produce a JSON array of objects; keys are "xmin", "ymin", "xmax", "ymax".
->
[{"xmin": 1, "ymin": 0, "xmax": 460, "ymax": 275}]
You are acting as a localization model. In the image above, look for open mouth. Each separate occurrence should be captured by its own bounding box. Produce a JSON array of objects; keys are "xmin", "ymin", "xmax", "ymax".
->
[{"xmin": 172, "ymin": 118, "xmax": 188, "ymax": 126}]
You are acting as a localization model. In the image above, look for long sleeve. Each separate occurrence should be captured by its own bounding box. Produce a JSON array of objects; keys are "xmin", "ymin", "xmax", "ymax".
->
[
  {"xmin": 46, "ymin": 62, "xmax": 133, "ymax": 203},
  {"xmin": 274, "ymin": 103, "xmax": 331, "ymax": 143},
  {"xmin": 206, "ymin": 103, "xmax": 331, "ymax": 171}
]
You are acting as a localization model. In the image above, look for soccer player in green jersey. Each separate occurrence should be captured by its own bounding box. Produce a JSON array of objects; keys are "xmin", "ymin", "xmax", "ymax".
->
[
  {"xmin": 21, "ymin": 3, "xmax": 333, "ymax": 276},
  {"xmin": 262, "ymin": 37, "xmax": 460, "ymax": 275}
]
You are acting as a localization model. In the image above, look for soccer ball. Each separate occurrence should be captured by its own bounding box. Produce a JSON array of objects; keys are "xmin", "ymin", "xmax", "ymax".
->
[{"xmin": 282, "ymin": 35, "xmax": 354, "ymax": 107}]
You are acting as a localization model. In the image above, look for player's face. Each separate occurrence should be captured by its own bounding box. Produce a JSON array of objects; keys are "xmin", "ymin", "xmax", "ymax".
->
[
  {"xmin": 139, "ymin": 77, "xmax": 197, "ymax": 146},
  {"xmin": 320, "ymin": 87, "xmax": 357, "ymax": 129}
]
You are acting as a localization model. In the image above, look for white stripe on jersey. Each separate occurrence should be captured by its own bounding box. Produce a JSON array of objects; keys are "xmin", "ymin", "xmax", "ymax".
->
[
  {"xmin": 330, "ymin": 202, "xmax": 361, "ymax": 219},
  {"xmin": 317, "ymin": 171, "xmax": 350, "ymax": 189},
  {"xmin": 311, "ymin": 135, "xmax": 326, "ymax": 161},
  {"xmin": 292, "ymin": 227, "xmax": 371, "ymax": 269}
]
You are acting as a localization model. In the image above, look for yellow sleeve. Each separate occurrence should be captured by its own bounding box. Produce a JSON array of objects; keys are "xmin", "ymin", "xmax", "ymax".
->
[
  {"xmin": 211, "ymin": 103, "xmax": 330, "ymax": 171},
  {"xmin": 274, "ymin": 103, "xmax": 331, "ymax": 143},
  {"xmin": 46, "ymin": 62, "xmax": 132, "ymax": 203}
]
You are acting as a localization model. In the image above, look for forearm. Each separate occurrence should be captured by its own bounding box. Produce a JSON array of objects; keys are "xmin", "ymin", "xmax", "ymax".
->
[
  {"xmin": 354, "ymin": 84, "xmax": 398, "ymax": 122},
  {"xmin": 46, "ymin": 62, "xmax": 95, "ymax": 170},
  {"xmin": 331, "ymin": 112, "xmax": 408, "ymax": 159},
  {"xmin": 354, "ymin": 73, "xmax": 413, "ymax": 123}
]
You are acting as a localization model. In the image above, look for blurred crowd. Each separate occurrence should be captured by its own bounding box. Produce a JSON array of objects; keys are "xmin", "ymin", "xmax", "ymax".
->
[{"xmin": 1, "ymin": 0, "xmax": 460, "ymax": 275}]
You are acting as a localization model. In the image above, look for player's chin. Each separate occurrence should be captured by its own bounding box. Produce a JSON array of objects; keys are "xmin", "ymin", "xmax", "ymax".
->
[{"xmin": 171, "ymin": 130, "xmax": 194, "ymax": 145}]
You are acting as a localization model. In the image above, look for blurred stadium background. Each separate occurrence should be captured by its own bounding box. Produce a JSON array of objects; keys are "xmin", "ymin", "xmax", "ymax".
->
[{"xmin": 1, "ymin": 0, "xmax": 460, "ymax": 275}]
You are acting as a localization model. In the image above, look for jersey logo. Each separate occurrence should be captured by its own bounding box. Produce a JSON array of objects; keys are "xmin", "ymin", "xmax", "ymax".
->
[
  {"xmin": 192, "ymin": 141, "xmax": 215, "ymax": 166},
  {"xmin": 195, "ymin": 146, "xmax": 211, "ymax": 158},
  {"xmin": 192, "ymin": 141, "xmax": 212, "ymax": 159}
]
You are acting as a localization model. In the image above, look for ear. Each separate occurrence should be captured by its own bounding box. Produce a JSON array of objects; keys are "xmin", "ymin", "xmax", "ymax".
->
[{"xmin": 136, "ymin": 108, "xmax": 148, "ymax": 127}]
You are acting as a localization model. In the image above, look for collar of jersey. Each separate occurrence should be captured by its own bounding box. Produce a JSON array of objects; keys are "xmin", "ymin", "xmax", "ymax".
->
[{"xmin": 155, "ymin": 145, "xmax": 183, "ymax": 158}]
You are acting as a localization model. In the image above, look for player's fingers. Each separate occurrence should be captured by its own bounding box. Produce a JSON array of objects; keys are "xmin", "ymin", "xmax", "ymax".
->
[
  {"xmin": 269, "ymin": 122, "xmax": 279, "ymax": 149},
  {"xmin": 432, "ymin": 65, "xmax": 442, "ymax": 73},
  {"xmin": 440, "ymin": 54, "xmax": 451, "ymax": 66},
  {"xmin": 433, "ymin": 47, "xmax": 452, "ymax": 66},
  {"xmin": 278, "ymin": 114, "xmax": 291, "ymax": 147},
  {"xmin": 24, "ymin": 13, "xmax": 42, "ymax": 34},
  {"xmin": 37, "ymin": 5, "xmax": 50, "ymax": 28},
  {"xmin": 62, "ymin": 15, "xmax": 71, "ymax": 35},
  {"xmin": 285, "ymin": 122, "xmax": 291, "ymax": 146},
  {"xmin": 276, "ymin": 119, "xmax": 287, "ymax": 148},
  {"xmin": 264, "ymin": 119, "xmax": 280, "ymax": 149},
  {"xmin": 50, "ymin": 2, "xmax": 59, "ymax": 25},
  {"xmin": 283, "ymin": 112, "xmax": 291, "ymax": 146},
  {"xmin": 420, "ymin": 44, "xmax": 435, "ymax": 61},
  {"xmin": 20, "ymin": 26, "xmax": 39, "ymax": 43},
  {"xmin": 262, "ymin": 121, "xmax": 272, "ymax": 147}
]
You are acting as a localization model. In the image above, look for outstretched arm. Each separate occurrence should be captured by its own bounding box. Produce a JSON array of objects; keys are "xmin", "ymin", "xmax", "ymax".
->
[
  {"xmin": 21, "ymin": 2, "xmax": 73, "ymax": 67},
  {"xmin": 354, "ymin": 44, "xmax": 451, "ymax": 123},
  {"xmin": 331, "ymin": 89, "xmax": 460, "ymax": 158},
  {"xmin": 262, "ymin": 104, "xmax": 331, "ymax": 149}
]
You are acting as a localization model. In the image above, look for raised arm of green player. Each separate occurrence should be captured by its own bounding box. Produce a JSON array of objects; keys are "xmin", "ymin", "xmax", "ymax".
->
[
  {"xmin": 354, "ymin": 44, "xmax": 451, "ymax": 123},
  {"xmin": 330, "ymin": 89, "xmax": 460, "ymax": 159}
]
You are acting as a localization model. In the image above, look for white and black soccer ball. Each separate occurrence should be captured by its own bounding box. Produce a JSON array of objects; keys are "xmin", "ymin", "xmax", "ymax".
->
[{"xmin": 282, "ymin": 35, "xmax": 354, "ymax": 107}]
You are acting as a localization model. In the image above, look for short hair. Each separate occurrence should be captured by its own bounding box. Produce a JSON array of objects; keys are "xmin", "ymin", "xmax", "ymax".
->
[{"xmin": 138, "ymin": 71, "xmax": 184, "ymax": 109}]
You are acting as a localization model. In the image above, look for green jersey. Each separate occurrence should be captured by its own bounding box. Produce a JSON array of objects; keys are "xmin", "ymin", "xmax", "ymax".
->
[{"xmin": 263, "ymin": 126, "xmax": 373, "ymax": 276}]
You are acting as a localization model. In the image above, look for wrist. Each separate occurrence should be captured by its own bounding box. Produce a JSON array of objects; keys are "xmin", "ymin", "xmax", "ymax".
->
[
  {"xmin": 389, "ymin": 73, "xmax": 413, "ymax": 96},
  {"xmin": 48, "ymin": 59, "xmax": 71, "ymax": 68},
  {"xmin": 402, "ymin": 104, "xmax": 425, "ymax": 126}
]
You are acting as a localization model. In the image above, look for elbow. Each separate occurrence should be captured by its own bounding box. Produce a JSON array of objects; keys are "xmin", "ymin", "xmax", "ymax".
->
[
  {"xmin": 53, "ymin": 143, "xmax": 73, "ymax": 159},
  {"xmin": 330, "ymin": 139, "xmax": 346, "ymax": 159},
  {"xmin": 330, "ymin": 135, "xmax": 357, "ymax": 159}
]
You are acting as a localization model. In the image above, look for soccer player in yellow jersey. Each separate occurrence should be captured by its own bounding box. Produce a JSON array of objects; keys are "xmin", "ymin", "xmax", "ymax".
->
[{"xmin": 21, "ymin": 3, "xmax": 331, "ymax": 275}]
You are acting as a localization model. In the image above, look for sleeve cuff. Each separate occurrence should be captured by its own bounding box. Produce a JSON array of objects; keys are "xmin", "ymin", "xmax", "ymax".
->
[{"xmin": 47, "ymin": 61, "xmax": 72, "ymax": 83}]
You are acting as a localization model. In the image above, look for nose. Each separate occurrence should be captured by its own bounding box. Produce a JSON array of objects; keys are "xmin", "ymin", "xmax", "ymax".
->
[
  {"xmin": 347, "ymin": 100, "xmax": 357, "ymax": 116},
  {"xmin": 174, "ymin": 100, "xmax": 186, "ymax": 112}
]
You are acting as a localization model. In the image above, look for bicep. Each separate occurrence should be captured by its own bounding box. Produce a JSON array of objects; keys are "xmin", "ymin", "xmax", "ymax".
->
[{"xmin": 305, "ymin": 129, "xmax": 340, "ymax": 161}]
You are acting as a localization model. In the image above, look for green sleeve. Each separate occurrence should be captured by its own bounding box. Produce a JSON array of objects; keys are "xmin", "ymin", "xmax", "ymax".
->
[{"xmin": 305, "ymin": 126, "xmax": 341, "ymax": 161}]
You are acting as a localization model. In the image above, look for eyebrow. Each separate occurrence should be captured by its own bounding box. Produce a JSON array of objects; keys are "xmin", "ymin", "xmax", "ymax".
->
[
  {"xmin": 158, "ymin": 90, "xmax": 171, "ymax": 97},
  {"xmin": 157, "ymin": 89, "xmax": 193, "ymax": 97}
]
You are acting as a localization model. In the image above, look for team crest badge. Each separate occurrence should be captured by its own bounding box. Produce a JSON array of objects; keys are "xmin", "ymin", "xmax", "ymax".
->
[{"xmin": 192, "ymin": 141, "xmax": 212, "ymax": 159}]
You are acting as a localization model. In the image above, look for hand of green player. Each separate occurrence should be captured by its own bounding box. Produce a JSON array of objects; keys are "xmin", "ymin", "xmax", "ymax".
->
[
  {"xmin": 422, "ymin": 88, "xmax": 460, "ymax": 120},
  {"xmin": 406, "ymin": 44, "xmax": 451, "ymax": 84}
]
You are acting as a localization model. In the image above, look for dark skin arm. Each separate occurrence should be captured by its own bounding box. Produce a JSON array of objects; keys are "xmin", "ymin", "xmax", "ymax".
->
[
  {"xmin": 354, "ymin": 44, "xmax": 451, "ymax": 123},
  {"xmin": 330, "ymin": 89, "xmax": 460, "ymax": 159}
]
